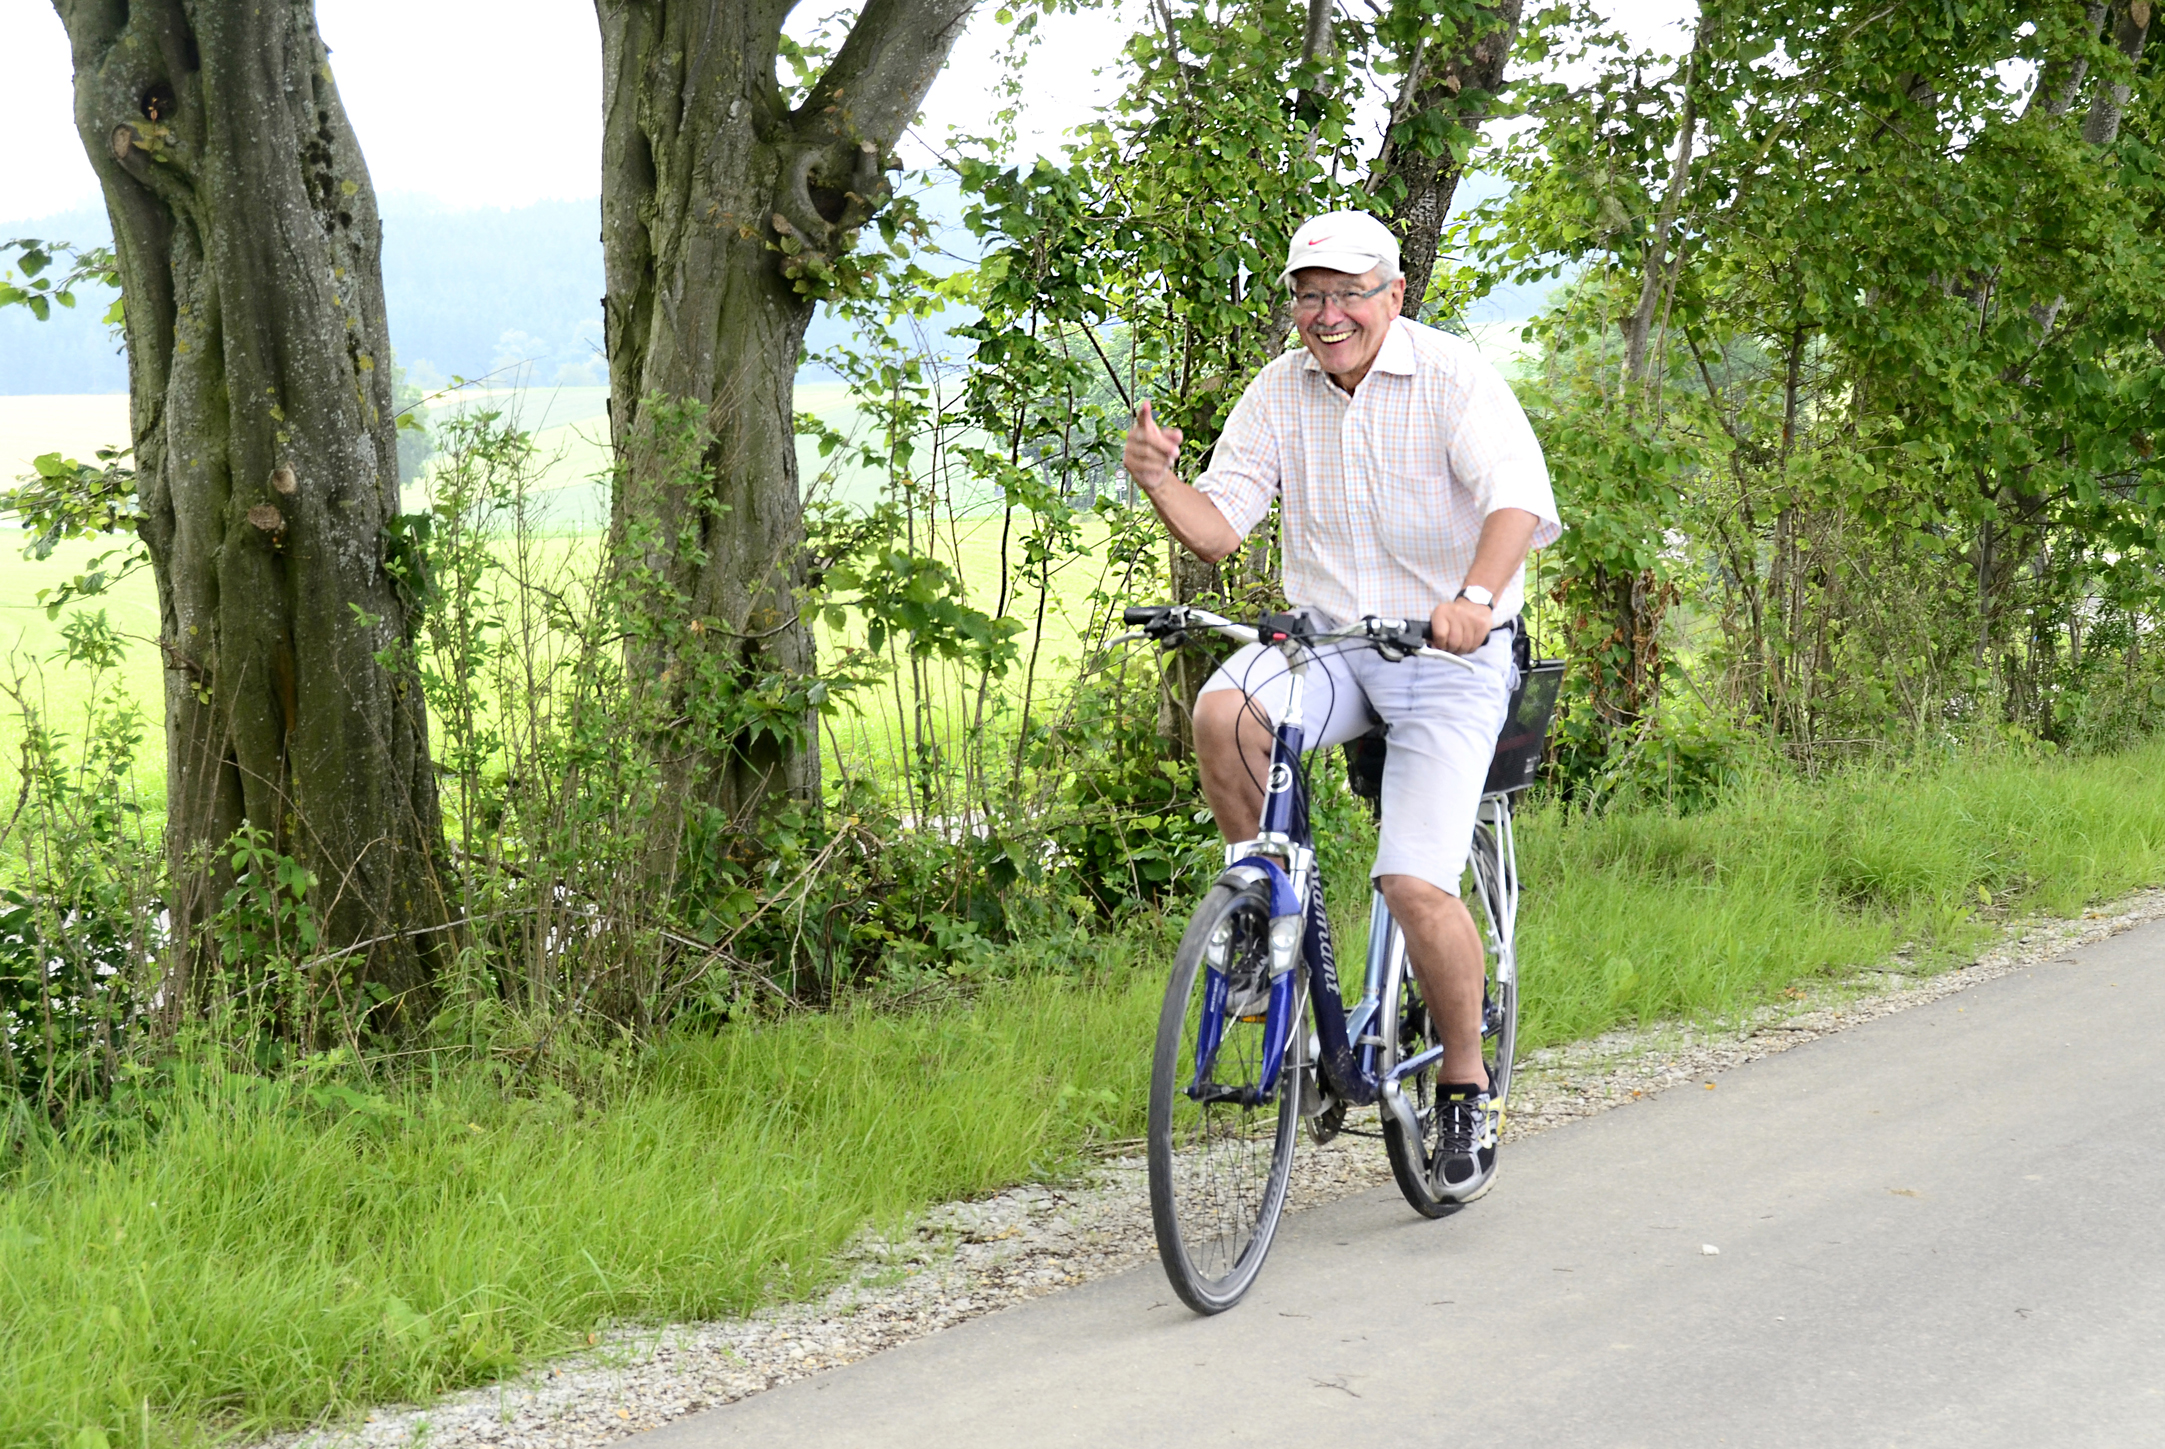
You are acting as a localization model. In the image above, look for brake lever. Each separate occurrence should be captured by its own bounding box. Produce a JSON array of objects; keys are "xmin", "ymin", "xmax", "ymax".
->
[{"xmin": 1366, "ymin": 615, "xmax": 1479, "ymax": 670}]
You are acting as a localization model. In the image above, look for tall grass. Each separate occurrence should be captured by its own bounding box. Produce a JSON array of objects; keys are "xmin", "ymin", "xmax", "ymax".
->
[
  {"xmin": 10, "ymin": 737, "xmax": 2165, "ymax": 1448},
  {"xmin": 1518, "ymin": 737, "xmax": 2165, "ymax": 1046},
  {"xmin": 2, "ymin": 936, "xmax": 1165, "ymax": 1448}
]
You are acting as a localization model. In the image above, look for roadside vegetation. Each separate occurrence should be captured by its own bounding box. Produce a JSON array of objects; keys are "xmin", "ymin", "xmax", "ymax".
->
[{"xmin": 11, "ymin": 736, "xmax": 2165, "ymax": 1447}]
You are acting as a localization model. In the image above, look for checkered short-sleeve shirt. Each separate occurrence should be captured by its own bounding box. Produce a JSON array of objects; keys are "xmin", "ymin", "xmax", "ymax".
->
[{"xmin": 1193, "ymin": 317, "xmax": 1562, "ymax": 622}]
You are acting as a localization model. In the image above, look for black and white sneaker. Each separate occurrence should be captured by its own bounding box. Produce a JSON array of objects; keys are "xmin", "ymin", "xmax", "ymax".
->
[
  {"xmin": 1430, "ymin": 1088, "xmax": 1499, "ymax": 1202},
  {"xmin": 1222, "ymin": 959, "xmax": 1272, "ymax": 1019}
]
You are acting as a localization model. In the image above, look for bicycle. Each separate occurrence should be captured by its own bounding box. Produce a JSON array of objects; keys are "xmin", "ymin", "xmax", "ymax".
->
[{"xmin": 1118, "ymin": 604, "xmax": 1562, "ymax": 1315}]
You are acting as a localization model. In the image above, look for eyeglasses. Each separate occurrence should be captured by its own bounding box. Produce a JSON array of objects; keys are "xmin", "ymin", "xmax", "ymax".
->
[{"xmin": 1289, "ymin": 279, "xmax": 1393, "ymax": 316}]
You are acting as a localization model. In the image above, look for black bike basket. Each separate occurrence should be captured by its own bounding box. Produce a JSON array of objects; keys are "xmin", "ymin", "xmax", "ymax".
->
[{"xmin": 1481, "ymin": 658, "xmax": 1566, "ymax": 794}]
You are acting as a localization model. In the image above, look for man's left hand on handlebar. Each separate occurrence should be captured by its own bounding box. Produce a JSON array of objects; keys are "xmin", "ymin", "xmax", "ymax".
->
[{"xmin": 1429, "ymin": 595, "xmax": 1495, "ymax": 654}]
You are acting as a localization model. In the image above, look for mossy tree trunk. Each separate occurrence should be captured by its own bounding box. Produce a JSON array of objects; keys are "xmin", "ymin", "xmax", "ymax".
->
[
  {"xmin": 55, "ymin": 0, "xmax": 456, "ymax": 1022},
  {"xmin": 595, "ymin": 0, "xmax": 978, "ymax": 831},
  {"xmin": 1368, "ymin": 0, "xmax": 1525, "ymax": 321}
]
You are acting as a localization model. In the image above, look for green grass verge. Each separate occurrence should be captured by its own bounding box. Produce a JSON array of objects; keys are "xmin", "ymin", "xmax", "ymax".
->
[
  {"xmin": 10, "ymin": 738, "xmax": 2165, "ymax": 1447},
  {"xmin": 1515, "ymin": 737, "xmax": 2165, "ymax": 1046},
  {"xmin": 2, "ymin": 935, "xmax": 1167, "ymax": 1449}
]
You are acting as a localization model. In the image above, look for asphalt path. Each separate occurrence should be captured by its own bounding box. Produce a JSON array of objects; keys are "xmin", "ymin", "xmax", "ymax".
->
[{"xmin": 639, "ymin": 919, "xmax": 2165, "ymax": 1448}]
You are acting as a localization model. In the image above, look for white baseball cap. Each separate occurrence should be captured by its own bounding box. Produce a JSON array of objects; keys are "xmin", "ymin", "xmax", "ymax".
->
[{"xmin": 1281, "ymin": 210, "xmax": 1400, "ymax": 286}]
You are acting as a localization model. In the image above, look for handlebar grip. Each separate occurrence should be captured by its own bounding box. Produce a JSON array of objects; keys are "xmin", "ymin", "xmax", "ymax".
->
[{"xmin": 1123, "ymin": 606, "xmax": 1165, "ymax": 625}]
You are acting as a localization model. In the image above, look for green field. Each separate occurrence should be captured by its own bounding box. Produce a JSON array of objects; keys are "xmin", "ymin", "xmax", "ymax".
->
[{"xmin": 0, "ymin": 382, "xmax": 1132, "ymax": 804}]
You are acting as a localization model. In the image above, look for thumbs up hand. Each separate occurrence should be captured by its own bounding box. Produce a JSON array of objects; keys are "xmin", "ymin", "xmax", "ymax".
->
[{"xmin": 1123, "ymin": 399, "xmax": 1184, "ymax": 493}]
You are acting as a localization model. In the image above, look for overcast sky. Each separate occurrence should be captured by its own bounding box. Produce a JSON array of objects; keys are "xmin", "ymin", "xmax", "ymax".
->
[{"xmin": 0, "ymin": 0, "xmax": 1694, "ymax": 226}]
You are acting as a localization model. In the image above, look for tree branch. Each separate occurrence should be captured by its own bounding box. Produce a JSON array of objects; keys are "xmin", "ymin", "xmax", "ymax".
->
[
  {"xmin": 795, "ymin": 0, "xmax": 980, "ymax": 152},
  {"xmin": 773, "ymin": 0, "xmax": 982, "ymax": 248}
]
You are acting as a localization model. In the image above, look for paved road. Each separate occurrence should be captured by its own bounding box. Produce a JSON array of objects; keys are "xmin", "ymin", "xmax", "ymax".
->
[{"xmin": 641, "ymin": 920, "xmax": 2165, "ymax": 1448}]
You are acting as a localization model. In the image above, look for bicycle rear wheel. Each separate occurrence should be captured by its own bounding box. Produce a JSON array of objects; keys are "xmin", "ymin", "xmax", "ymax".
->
[
  {"xmin": 1382, "ymin": 801, "xmax": 1519, "ymax": 1218},
  {"xmin": 1148, "ymin": 878, "xmax": 1299, "ymax": 1314}
]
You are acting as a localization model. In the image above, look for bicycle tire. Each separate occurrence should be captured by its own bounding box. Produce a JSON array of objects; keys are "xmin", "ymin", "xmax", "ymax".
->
[
  {"xmin": 1381, "ymin": 811, "xmax": 1519, "ymax": 1218},
  {"xmin": 1148, "ymin": 878, "xmax": 1299, "ymax": 1314}
]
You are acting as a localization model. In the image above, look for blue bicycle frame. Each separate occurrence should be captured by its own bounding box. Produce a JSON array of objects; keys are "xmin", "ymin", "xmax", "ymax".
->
[{"xmin": 1187, "ymin": 640, "xmax": 1446, "ymax": 1145}]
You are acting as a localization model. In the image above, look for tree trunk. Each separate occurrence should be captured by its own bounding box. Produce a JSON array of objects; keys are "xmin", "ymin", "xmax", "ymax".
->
[
  {"xmin": 1257, "ymin": 0, "xmax": 1344, "ymax": 352},
  {"xmin": 2024, "ymin": 2, "xmax": 2110, "ymax": 120},
  {"xmin": 2030, "ymin": 5, "xmax": 2148, "ymax": 340},
  {"xmin": 1624, "ymin": 16, "xmax": 1706, "ymax": 394},
  {"xmin": 1157, "ymin": 542, "xmax": 1221, "ymax": 759},
  {"xmin": 1367, "ymin": 0, "xmax": 1525, "ymax": 321},
  {"xmin": 56, "ymin": 0, "xmax": 456, "ymax": 1022},
  {"xmin": 596, "ymin": 0, "xmax": 977, "ymax": 831},
  {"xmin": 2081, "ymin": 0, "xmax": 2152, "ymax": 147}
]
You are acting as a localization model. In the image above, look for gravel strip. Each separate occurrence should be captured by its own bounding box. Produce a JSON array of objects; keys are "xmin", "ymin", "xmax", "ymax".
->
[{"xmin": 268, "ymin": 888, "xmax": 2165, "ymax": 1449}]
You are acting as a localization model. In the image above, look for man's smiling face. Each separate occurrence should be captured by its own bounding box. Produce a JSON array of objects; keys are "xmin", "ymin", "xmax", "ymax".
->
[{"xmin": 1291, "ymin": 266, "xmax": 1406, "ymax": 391}]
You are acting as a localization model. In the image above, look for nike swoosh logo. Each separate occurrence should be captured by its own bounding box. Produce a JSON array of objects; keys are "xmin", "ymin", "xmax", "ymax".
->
[{"xmin": 1304, "ymin": 237, "xmax": 1328, "ymax": 245}]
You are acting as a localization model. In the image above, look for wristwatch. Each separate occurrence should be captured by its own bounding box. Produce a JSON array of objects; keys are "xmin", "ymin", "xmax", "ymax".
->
[{"xmin": 1455, "ymin": 584, "xmax": 1495, "ymax": 610}]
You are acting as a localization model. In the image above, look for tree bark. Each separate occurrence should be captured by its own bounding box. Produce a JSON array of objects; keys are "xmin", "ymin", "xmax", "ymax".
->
[
  {"xmin": 2029, "ymin": 5, "xmax": 2131, "ymax": 336},
  {"xmin": 1367, "ymin": 0, "xmax": 1525, "ymax": 321},
  {"xmin": 2024, "ymin": 2, "xmax": 2110, "ymax": 120},
  {"xmin": 595, "ymin": 0, "xmax": 978, "ymax": 831},
  {"xmin": 2081, "ymin": 0, "xmax": 2152, "ymax": 146},
  {"xmin": 54, "ymin": 0, "xmax": 457, "ymax": 1022},
  {"xmin": 1257, "ymin": 0, "xmax": 1343, "ymax": 351}
]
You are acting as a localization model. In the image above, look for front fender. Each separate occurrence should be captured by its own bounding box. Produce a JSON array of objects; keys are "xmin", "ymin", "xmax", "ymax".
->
[
  {"xmin": 1218, "ymin": 857, "xmax": 1302, "ymax": 1103},
  {"xmin": 1221, "ymin": 856, "xmax": 1300, "ymax": 917}
]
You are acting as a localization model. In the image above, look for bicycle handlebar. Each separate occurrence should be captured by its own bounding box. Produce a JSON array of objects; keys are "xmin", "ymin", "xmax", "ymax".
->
[{"xmin": 1117, "ymin": 605, "xmax": 1476, "ymax": 669}]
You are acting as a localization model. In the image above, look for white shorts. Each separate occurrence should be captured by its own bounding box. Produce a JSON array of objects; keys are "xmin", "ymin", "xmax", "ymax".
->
[{"xmin": 1198, "ymin": 612, "xmax": 1515, "ymax": 895}]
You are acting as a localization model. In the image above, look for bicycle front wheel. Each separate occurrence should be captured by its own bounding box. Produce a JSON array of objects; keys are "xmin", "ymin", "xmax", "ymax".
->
[{"xmin": 1148, "ymin": 878, "xmax": 1299, "ymax": 1314}]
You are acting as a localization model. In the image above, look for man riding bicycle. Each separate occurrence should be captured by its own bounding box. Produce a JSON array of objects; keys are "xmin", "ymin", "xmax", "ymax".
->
[{"xmin": 1122, "ymin": 209, "xmax": 1561, "ymax": 1203}]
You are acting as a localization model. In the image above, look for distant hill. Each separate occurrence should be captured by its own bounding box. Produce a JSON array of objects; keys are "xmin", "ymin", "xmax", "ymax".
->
[
  {"xmin": 0, "ymin": 191, "xmax": 968, "ymax": 396},
  {"xmin": 2, "ymin": 180, "xmax": 1550, "ymax": 398},
  {"xmin": 0, "ymin": 197, "xmax": 608, "ymax": 395},
  {"xmin": 0, "ymin": 191, "xmax": 956, "ymax": 398},
  {"xmin": 0, "ymin": 205, "xmax": 126, "ymax": 394}
]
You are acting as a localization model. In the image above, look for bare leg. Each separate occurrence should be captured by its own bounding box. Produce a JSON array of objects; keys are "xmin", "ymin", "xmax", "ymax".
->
[
  {"xmin": 1376, "ymin": 873, "xmax": 1488, "ymax": 1089},
  {"xmin": 1193, "ymin": 689, "xmax": 1276, "ymax": 843}
]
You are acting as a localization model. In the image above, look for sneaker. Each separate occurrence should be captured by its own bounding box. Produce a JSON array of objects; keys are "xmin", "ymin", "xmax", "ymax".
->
[
  {"xmin": 1222, "ymin": 958, "xmax": 1272, "ymax": 1019},
  {"xmin": 1430, "ymin": 1089, "xmax": 1499, "ymax": 1202}
]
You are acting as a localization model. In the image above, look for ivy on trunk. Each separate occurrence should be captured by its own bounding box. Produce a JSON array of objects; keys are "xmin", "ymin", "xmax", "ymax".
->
[
  {"xmin": 595, "ymin": 0, "xmax": 978, "ymax": 833},
  {"xmin": 54, "ymin": 0, "xmax": 457, "ymax": 1020}
]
